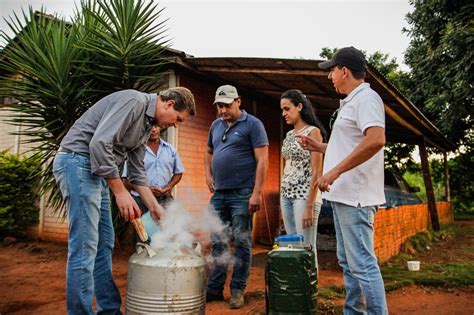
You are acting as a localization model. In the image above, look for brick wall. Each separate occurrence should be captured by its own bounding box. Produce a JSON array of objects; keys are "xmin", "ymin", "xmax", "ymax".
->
[
  {"xmin": 173, "ymin": 75, "xmax": 215, "ymax": 214},
  {"xmin": 374, "ymin": 201, "xmax": 453, "ymax": 262}
]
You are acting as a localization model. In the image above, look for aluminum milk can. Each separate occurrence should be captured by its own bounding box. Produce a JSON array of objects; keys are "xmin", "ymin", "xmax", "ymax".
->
[{"xmin": 126, "ymin": 242, "xmax": 207, "ymax": 314}]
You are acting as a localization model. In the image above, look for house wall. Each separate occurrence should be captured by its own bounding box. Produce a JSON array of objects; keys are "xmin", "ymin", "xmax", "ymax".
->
[
  {"xmin": 0, "ymin": 105, "xmax": 36, "ymax": 155},
  {"xmin": 38, "ymin": 198, "xmax": 68, "ymax": 241},
  {"xmin": 0, "ymin": 108, "xmax": 18, "ymax": 153},
  {"xmin": 374, "ymin": 201, "xmax": 453, "ymax": 262}
]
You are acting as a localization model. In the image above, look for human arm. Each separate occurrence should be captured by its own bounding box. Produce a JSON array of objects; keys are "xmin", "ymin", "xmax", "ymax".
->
[
  {"xmin": 89, "ymin": 97, "xmax": 141, "ymax": 178},
  {"xmin": 316, "ymin": 126, "xmax": 385, "ymax": 192},
  {"xmin": 296, "ymin": 134, "xmax": 328, "ymax": 153},
  {"xmin": 106, "ymin": 178, "xmax": 141, "ymax": 221},
  {"xmin": 133, "ymin": 184, "xmax": 166, "ymax": 223},
  {"xmin": 122, "ymin": 178, "xmax": 135, "ymax": 191},
  {"xmin": 121, "ymin": 161, "xmax": 135, "ymax": 191},
  {"xmin": 126, "ymin": 143, "xmax": 166, "ymax": 222},
  {"xmin": 154, "ymin": 173, "xmax": 183, "ymax": 196},
  {"xmin": 249, "ymin": 145, "xmax": 269, "ymax": 214},
  {"xmin": 204, "ymin": 146, "xmax": 215, "ymax": 193},
  {"xmin": 302, "ymin": 128, "xmax": 324, "ymax": 228}
]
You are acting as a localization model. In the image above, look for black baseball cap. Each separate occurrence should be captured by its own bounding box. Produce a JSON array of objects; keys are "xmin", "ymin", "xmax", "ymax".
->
[{"xmin": 318, "ymin": 46, "xmax": 367, "ymax": 72}]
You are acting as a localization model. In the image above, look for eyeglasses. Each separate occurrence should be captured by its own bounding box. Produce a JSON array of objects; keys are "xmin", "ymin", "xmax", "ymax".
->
[
  {"xmin": 222, "ymin": 127, "xmax": 231, "ymax": 142},
  {"xmin": 329, "ymin": 108, "xmax": 341, "ymax": 130}
]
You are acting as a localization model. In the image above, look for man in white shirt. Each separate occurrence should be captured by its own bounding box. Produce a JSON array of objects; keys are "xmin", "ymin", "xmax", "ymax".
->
[{"xmin": 299, "ymin": 47, "xmax": 388, "ymax": 314}]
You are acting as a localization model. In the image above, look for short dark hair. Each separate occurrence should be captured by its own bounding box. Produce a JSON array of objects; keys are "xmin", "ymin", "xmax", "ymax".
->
[{"xmin": 159, "ymin": 87, "xmax": 196, "ymax": 116}]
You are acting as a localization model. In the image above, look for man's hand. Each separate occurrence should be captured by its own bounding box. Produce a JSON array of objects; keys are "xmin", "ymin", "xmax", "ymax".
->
[
  {"xmin": 150, "ymin": 186, "xmax": 164, "ymax": 197},
  {"xmin": 296, "ymin": 135, "xmax": 327, "ymax": 153},
  {"xmin": 114, "ymin": 191, "xmax": 142, "ymax": 221},
  {"xmin": 206, "ymin": 175, "xmax": 215, "ymax": 193},
  {"xmin": 149, "ymin": 203, "xmax": 166, "ymax": 225},
  {"xmin": 249, "ymin": 192, "xmax": 262, "ymax": 214},
  {"xmin": 160, "ymin": 185, "xmax": 173, "ymax": 196},
  {"xmin": 315, "ymin": 168, "xmax": 341, "ymax": 192},
  {"xmin": 204, "ymin": 148, "xmax": 215, "ymax": 193},
  {"xmin": 302, "ymin": 206, "xmax": 314, "ymax": 229}
]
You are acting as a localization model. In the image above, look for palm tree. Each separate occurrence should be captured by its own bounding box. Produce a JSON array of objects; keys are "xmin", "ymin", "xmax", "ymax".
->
[{"xmin": 0, "ymin": 0, "xmax": 170, "ymax": 218}]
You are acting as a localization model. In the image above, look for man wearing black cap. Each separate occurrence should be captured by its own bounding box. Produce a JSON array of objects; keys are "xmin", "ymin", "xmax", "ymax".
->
[{"xmin": 299, "ymin": 47, "xmax": 388, "ymax": 314}]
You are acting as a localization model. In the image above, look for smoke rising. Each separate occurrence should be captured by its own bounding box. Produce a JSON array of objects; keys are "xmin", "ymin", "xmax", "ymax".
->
[{"xmin": 148, "ymin": 199, "xmax": 236, "ymax": 267}]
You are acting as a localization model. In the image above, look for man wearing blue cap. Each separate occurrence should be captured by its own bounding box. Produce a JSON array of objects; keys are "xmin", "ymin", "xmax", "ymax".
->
[{"xmin": 300, "ymin": 47, "xmax": 388, "ymax": 314}]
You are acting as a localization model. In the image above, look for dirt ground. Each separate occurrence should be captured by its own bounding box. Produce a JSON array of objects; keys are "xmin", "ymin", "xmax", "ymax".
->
[{"xmin": 1, "ymin": 221, "xmax": 474, "ymax": 314}]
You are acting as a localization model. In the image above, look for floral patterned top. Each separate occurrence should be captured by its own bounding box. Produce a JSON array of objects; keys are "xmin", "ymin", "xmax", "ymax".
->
[{"xmin": 281, "ymin": 126, "xmax": 317, "ymax": 199}]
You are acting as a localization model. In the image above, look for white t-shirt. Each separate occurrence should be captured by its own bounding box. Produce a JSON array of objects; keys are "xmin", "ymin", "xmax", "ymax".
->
[{"xmin": 323, "ymin": 83, "xmax": 386, "ymax": 207}]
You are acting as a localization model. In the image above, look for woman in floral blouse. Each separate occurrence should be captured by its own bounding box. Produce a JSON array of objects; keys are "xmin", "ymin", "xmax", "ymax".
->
[{"xmin": 280, "ymin": 89, "xmax": 326, "ymax": 267}]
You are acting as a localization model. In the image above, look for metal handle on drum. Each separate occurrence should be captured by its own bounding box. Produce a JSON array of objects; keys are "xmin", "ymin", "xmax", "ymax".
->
[
  {"xmin": 136, "ymin": 242, "xmax": 157, "ymax": 258},
  {"xmin": 193, "ymin": 242, "xmax": 202, "ymax": 255}
]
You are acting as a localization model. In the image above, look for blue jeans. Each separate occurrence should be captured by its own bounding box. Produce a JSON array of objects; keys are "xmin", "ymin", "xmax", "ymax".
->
[
  {"xmin": 280, "ymin": 196, "xmax": 321, "ymax": 267},
  {"xmin": 53, "ymin": 152, "xmax": 122, "ymax": 315},
  {"xmin": 207, "ymin": 188, "xmax": 253, "ymax": 294},
  {"xmin": 331, "ymin": 201, "xmax": 388, "ymax": 315}
]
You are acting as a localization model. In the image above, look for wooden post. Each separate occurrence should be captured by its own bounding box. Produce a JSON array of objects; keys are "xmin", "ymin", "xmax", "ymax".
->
[
  {"xmin": 419, "ymin": 139, "xmax": 440, "ymax": 230},
  {"xmin": 443, "ymin": 152, "xmax": 451, "ymax": 202}
]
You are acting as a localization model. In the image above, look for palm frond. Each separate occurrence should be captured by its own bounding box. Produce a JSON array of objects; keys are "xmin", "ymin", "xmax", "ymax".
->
[{"xmin": 0, "ymin": 0, "xmax": 170, "ymax": 219}]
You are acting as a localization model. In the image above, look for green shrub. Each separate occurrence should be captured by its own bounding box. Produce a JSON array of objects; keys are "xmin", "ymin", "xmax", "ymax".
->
[{"xmin": 0, "ymin": 151, "xmax": 41, "ymax": 237}]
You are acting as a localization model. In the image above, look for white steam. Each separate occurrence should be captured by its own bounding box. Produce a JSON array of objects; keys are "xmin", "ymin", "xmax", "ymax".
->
[{"xmin": 148, "ymin": 199, "xmax": 236, "ymax": 267}]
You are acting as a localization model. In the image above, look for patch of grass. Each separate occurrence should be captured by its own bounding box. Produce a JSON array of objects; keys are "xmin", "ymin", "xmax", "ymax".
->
[
  {"xmin": 381, "ymin": 222, "xmax": 474, "ymax": 291},
  {"xmin": 318, "ymin": 285, "xmax": 345, "ymax": 300},
  {"xmin": 317, "ymin": 285, "xmax": 345, "ymax": 314},
  {"xmin": 382, "ymin": 263, "xmax": 474, "ymax": 289},
  {"xmin": 399, "ymin": 224, "xmax": 461, "ymax": 255}
]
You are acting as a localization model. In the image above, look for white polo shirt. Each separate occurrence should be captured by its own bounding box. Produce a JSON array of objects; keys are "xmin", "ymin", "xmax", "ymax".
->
[{"xmin": 323, "ymin": 83, "xmax": 386, "ymax": 207}]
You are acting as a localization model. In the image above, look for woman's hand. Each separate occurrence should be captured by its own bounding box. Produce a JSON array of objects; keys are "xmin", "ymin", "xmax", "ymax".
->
[{"xmin": 302, "ymin": 206, "xmax": 314, "ymax": 229}]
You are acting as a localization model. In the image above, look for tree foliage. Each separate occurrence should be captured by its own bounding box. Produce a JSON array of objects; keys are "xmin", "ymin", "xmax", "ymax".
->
[
  {"xmin": 403, "ymin": 0, "xmax": 473, "ymax": 148},
  {"xmin": 404, "ymin": 0, "xmax": 473, "ymax": 212},
  {"xmin": 0, "ymin": 0, "xmax": 169, "ymax": 217}
]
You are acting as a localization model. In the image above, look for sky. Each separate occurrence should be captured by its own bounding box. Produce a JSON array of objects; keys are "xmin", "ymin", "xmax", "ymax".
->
[{"xmin": 0, "ymin": 0, "xmax": 413, "ymax": 70}]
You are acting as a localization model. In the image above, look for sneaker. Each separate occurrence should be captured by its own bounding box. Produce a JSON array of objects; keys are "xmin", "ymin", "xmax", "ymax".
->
[
  {"xmin": 206, "ymin": 290, "xmax": 224, "ymax": 302},
  {"xmin": 229, "ymin": 290, "xmax": 244, "ymax": 309}
]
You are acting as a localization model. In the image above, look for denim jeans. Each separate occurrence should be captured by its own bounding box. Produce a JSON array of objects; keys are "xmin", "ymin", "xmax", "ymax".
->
[
  {"xmin": 53, "ymin": 152, "xmax": 122, "ymax": 315},
  {"xmin": 331, "ymin": 201, "xmax": 388, "ymax": 315},
  {"xmin": 280, "ymin": 196, "xmax": 321, "ymax": 267},
  {"xmin": 207, "ymin": 188, "xmax": 253, "ymax": 294}
]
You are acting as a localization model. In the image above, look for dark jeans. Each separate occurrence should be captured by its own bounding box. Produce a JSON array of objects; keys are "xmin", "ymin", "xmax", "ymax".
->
[{"xmin": 207, "ymin": 188, "xmax": 253, "ymax": 294}]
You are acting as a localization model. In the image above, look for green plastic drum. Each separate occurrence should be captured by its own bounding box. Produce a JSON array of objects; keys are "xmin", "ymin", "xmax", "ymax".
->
[{"xmin": 265, "ymin": 247, "xmax": 317, "ymax": 314}]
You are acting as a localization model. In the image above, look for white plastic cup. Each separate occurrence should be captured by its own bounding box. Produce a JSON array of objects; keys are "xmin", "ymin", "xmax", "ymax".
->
[{"xmin": 407, "ymin": 260, "xmax": 420, "ymax": 271}]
